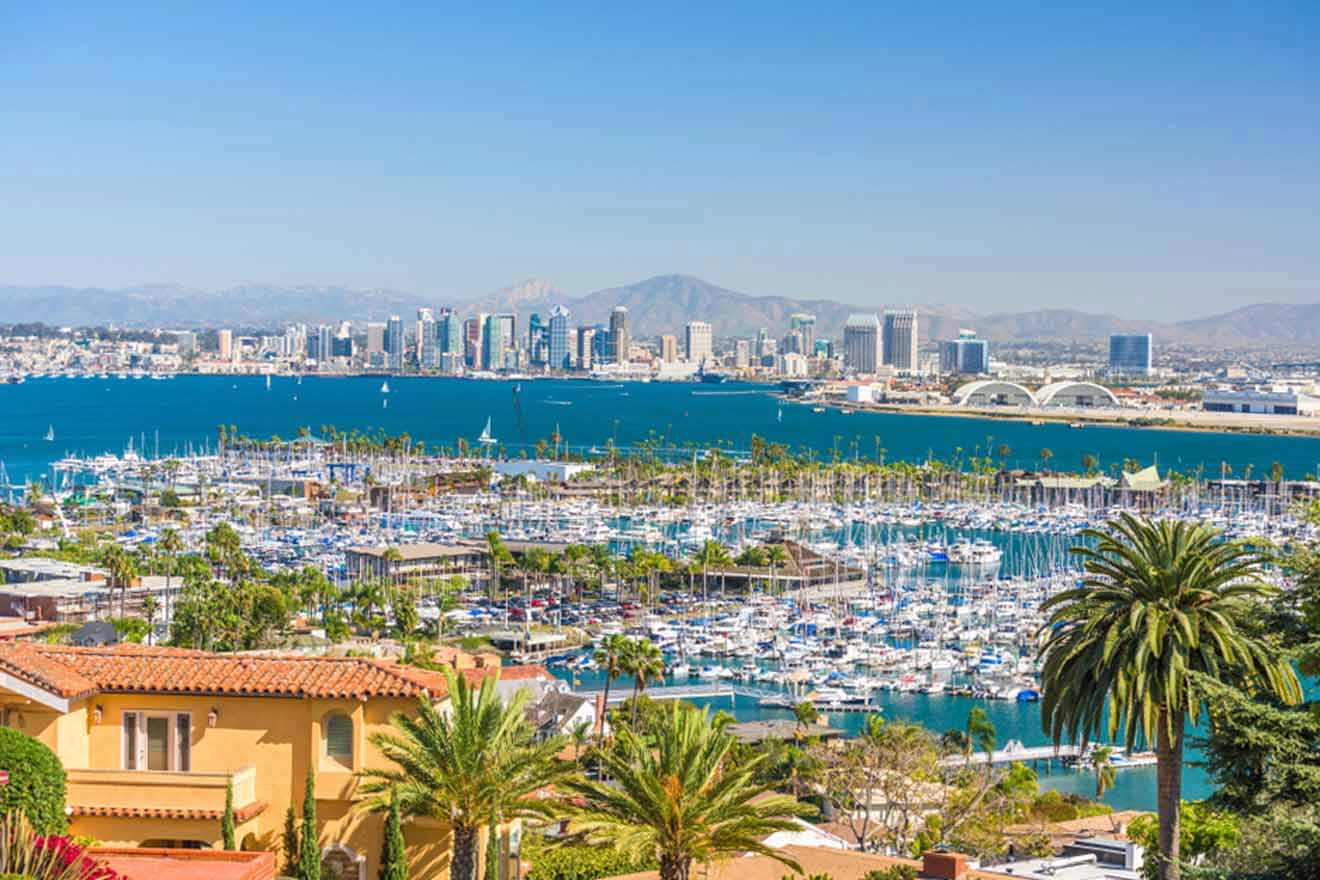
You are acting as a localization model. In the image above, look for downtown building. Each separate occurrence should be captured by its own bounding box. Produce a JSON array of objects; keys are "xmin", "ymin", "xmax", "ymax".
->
[
  {"xmin": 1109, "ymin": 333, "xmax": 1153, "ymax": 375},
  {"xmin": 882, "ymin": 309, "xmax": 918, "ymax": 373},
  {"xmin": 843, "ymin": 314, "xmax": 882, "ymax": 374},
  {"xmin": 939, "ymin": 329, "xmax": 989, "ymax": 375}
]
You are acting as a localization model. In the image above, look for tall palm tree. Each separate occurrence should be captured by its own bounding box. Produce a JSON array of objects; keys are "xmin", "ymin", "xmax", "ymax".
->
[
  {"xmin": 965, "ymin": 706, "xmax": 997, "ymax": 776},
  {"xmin": 766, "ymin": 544, "xmax": 789, "ymax": 598},
  {"xmin": 158, "ymin": 527, "xmax": 184, "ymax": 626},
  {"xmin": 564, "ymin": 704, "xmax": 805, "ymax": 880},
  {"xmin": 357, "ymin": 670, "xmax": 570, "ymax": 880},
  {"xmin": 620, "ymin": 638, "xmax": 665, "ymax": 727},
  {"xmin": 592, "ymin": 633, "xmax": 628, "ymax": 746},
  {"xmin": 1039, "ymin": 514, "xmax": 1301, "ymax": 880},
  {"xmin": 1090, "ymin": 746, "xmax": 1116, "ymax": 800}
]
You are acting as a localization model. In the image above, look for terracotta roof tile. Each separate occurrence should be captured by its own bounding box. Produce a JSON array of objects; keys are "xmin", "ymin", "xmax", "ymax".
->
[
  {"xmin": 70, "ymin": 801, "xmax": 269, "ymax": 822},
  {"xmin": 0, "ymin": 643, "xmax": 459, "ymax": 701}
]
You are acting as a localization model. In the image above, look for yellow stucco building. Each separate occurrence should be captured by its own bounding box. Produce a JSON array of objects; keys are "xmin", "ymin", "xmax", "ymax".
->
[{"xmin": 0, "ymin": 641, "xmax": 528, "ymax": 880}]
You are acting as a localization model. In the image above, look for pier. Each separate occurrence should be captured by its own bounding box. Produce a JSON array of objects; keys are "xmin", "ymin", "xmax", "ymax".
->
[{"xmin": 578, "ymin": 682, "xmax": 780, "ymax": 705}]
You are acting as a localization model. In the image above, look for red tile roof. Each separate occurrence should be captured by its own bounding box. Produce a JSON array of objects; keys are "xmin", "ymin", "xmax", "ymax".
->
[{"xmin": 0, "ymin": 642, "xmax": 467, "ymax": 701}]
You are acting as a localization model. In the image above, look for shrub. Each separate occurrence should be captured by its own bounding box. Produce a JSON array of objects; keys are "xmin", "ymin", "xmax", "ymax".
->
[
  {"xmin": 0, "ymin": 728, "xmax": 67, "ymax": 833},
  {"xmin": 864, "ymin": 868, "xmax": 917, "ymax": 880},
  {"xmin": 523, "ymin": 836, "xmax": 655, "ymax": 880}
]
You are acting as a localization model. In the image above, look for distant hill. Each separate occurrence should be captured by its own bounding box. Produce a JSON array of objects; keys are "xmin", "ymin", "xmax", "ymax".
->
[{"xmin": 1, "ymin": 277, "xmax": 1316, "ymax": 346}]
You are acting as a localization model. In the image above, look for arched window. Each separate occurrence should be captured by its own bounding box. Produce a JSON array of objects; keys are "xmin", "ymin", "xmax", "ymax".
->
[{"xmin": 323, "ymin": 713, "xmax": 353, "ymax": 768}]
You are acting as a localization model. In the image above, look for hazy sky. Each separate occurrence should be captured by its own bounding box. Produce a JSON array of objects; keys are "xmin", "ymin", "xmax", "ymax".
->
[{"xmin": 1, "ymin": 2, "xmax": 1316, "ymax": 319}]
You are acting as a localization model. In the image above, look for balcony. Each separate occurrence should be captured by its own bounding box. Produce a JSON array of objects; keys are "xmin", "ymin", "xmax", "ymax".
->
[{"xmin": 67, "ymin": 765, "xmax": 264, "ymax": 821}]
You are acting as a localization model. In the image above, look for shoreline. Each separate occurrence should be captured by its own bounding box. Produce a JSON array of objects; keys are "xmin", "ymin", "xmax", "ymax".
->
[{"xmin": 782, "ymin": 396, "xmax": 1320, "ymax": 439}]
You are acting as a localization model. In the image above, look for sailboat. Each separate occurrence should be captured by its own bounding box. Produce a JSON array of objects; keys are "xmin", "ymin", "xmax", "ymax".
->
[
  {"xmin": 380, "ymin": 380, "xmax": 390, "ymax": 394},
  {"xmin": 478, "ymin": 417, "xmax": 496, "ymax": 447},
  {"xmin": 44, "ymin": 425, "xmax": 55, "ymax": 442}
]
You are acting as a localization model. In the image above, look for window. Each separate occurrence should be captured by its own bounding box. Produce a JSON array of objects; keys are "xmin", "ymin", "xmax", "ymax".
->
[
  {"xmin": 323, "ymin": 713, "xmax": 353, "ymax": 768},
  {"xmin": 122, "ymin": 711, "xmax": 190, "ymax": 771}
]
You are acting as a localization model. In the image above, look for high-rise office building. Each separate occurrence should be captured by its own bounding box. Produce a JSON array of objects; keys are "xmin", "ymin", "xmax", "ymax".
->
[
  {"xmin": 939, "ymin": 329, "xmax": 989, "ymax": 375},
  {"xmin": 609, "ymin": 307, "xmax": 629, "ymax": 365},
  {"xmin": 417, "ymin": 308, "xmax": 437, "ymax": 370},
  {"xmin": 576, "ymin": 326, "xmax": 596, "ymax": 370},
  {"xmin": 547, "ymin": 305, "xmax": 571, "ymax": 370},
  {"xmin": 685, "ymin": 321, "xmax": 713, "ymax": 364},
  {"xmin": 843, "ymin": 314, "xmax": 881, "ymax": 374},
  {"xmin": 882, "ymin": 309, "xmax": 918, "ymax": 372},
  {"xmin": 217, "ymin": 329, "xmax": 233, "ymax": 361},
  {"xmin": 496, "ymin": 314, "xmax": 516, "ymax": 369},
  {"xmin": 437, "ymin": 309, "xmax": 463, "ymax": 373},
  {"xmin": 483, "ymin": 314, "xmax": 506, "ymax": 372},
  {"xmin": 386, "ymin": 315, "xmax": 404, "ymax": 371},
  {"xmin": 734, "ymin": 339, "xmax": 750, "ymax": 368},
  {"xmin": 1109, "ymin": 334, "xmax": 1153, "ymax": 375},
  {"xmin": 659, "ymin": 335, "xmax": 677, "ymax": 363},
  {"xmin": 527, "ymin": 313, "xmax": 545, "ymax": 366},
  {"xmin": 755, "ymin": 327, "xmax": 771, "ymax": 359},
  {"xmin": 464, "ymin": 316, "xmax": 484, "ymax": 369},
  {"xmin": 366, "ymin": 322, "xmax": 386, "ymax": 358},
  {"xmin": 315, "ymin": 324, "xmax": 334, "ymax": 367},
  {"xmin": 174, "ymin": 331, "xmax": 197, "ymax": 356},
  {"xmin": 789, "ymin": 313, "xmax": 816, "ymax": 354},
  {"xmin": 781, "ymin": 329, "xmax": 805, "ymax": 355}
]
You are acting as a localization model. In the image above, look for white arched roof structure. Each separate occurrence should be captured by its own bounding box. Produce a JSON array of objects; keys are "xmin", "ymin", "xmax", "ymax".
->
[
  {"xmin": 1035, "ymin": 381, "xmax": 1119, "ymax": 408},
  {"xmin": 952, "ymin": 379, "xmax": 1036, "ymax": 407}
]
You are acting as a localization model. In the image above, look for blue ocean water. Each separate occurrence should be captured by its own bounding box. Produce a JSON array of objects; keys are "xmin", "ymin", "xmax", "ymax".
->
[{"xmin": 5, "ymin": 374, "xmax": 1320, "ymax": 486}]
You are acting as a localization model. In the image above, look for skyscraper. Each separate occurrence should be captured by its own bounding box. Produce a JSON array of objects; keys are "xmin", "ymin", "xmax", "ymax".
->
[
  {"xmin": 843, "ymin": 314, "xmax": 881, "ymax": 374},
  {"xmin": 386, "ymin": 315, "xmax": 404, "ymax": 371},
  {"xmin": 659, "ymin": 335, "xmax": 677, "ymax": 363},
  {"xmin": 217, "ymin": 329, "xmax": 233, "ymax": 361},
  {"xmin": 417, "ymin": 308, "xmax": 437, "ymax": 370},
  {"xmin": 365, "ymin": 323, "xmax": 386, "ymax": 366},
  {"xmin": 464, "ymin": 316, "xmax": 484, "ymax": 369},
  {"xmin": 547, "ymin": 305, "xmax": 571, "ymax": 370},
  {"xmin": 438, "ymin": 309, "xmax": 463, "ymax": 373},
  {"xmin": 483, "ymin": 314, "xmax": 505, "ymax": 372},
  {"xmin": 788, "ymin": 313, "xmax": 816, "ymax": 354},
  {"xmin": 882, "ymin": 309, "xmax": 918, "ymax": 372},
  {"xmin": 609, "ymin": 306, "xmax": 629, "ymax": 365},
  {"xmin": 316, "ymin": 324, "xmax": 334, "ymax": 368},
  {"xmin": 684, "ymin": 321, "xmax": 712, "ymax": 364},
  {"xmin": 496, "ymin": 314, "xmax": 516, "ymax": 369},
  {"xmin": 527, "ymin": 313, "xmax": 545, "ymax": 366},
  {"xmin": 1109, "ymin": 334, "xmax": 1153, "ymax": 375},
  {"xmin": 734, "ymin": 339, "xmax": 750, "ymax": 368},
  {"xmin": 576, "ymin": 326, "xmax": 596, "ymax": 370}
]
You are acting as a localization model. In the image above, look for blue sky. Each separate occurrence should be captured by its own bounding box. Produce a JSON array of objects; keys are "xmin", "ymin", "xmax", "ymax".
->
[{"xmin": 1, "ymin": 2, "xmax": 1316, "ymax": 318}]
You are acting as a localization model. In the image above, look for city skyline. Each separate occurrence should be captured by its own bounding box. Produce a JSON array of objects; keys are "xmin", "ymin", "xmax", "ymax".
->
[{"xmin": 2, "ymin": 4, "xmax": 1317, "ymax": 319}]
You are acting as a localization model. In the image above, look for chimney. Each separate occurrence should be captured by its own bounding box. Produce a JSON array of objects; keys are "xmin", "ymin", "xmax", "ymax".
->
[{"xmin": 922, "ymin": 851, "xmax": 969, "ymax": 880}]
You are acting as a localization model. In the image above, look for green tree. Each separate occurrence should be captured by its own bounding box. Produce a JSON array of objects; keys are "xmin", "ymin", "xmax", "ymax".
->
[
  {"xmin": 356, "ymin": 670, "xmax": 570, "ymax": 880},
  {"xmin": 0, "ymin": 728, "xmax": 67, "ymax": 834},
  {"xmin": 283, "ymin": 805, "xmax": 301, "ymax": 877},
  {"xmin": 299, "ymin": 768, "xmax": 320, "ymax": 880},
  {"xmin": 1090, "ymin": 747, "xmax": 1117, "ymax": 801},
  {"xmin": 380, "ymin": 788, "xmax": 408, "ymax": 880},
  {"xmin": 1128, "ymin": 803, "xmax": 1239, "ymax": 880},
  {"xmin": 222, "ymin": 780, "xmax": 237, "ymax": 850},
  {"xmin": 619, "ymin": 638, "xmax": 665, "ymax": 727},
  {"xmin": 1039, "ymin": 514, "xmax": 1301, "ymax": 880},
  {"xmin": 565, "ymin": 703, "xmax": 805, "ymax": 880},
  {"xmin": 592, "ymin": 633, "xmax": 628, "ymax": 746}
]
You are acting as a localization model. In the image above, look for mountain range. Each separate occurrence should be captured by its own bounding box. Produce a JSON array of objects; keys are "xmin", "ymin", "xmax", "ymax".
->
[{"xmin": 2, "ymin": 275, "xmax": 1318, "ymax": 346}]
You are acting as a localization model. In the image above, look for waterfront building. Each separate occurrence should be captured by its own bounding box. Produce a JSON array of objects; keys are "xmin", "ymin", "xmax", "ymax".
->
[
  {"xmin": 1203, "ymin": 386, "xmax": 1320, "ymax": 416},
  {"xmin": 464, "ymin": 315, "xmax": 486, "ymax": 369},
  {"xmin": 483, "ymin": 314, "xmax": 506, "ymax": 372},
  {"xmin": 438, "ymin": 309, "xmax": 463, "ymax": 373},
  {"xmin": 734, "ymin": 338, "xmax": 750, "ymax": 368},
  {"xmin": 527, "ymin": 313, "xmax": 546, "ymax": 366},
  {"xmin": 685, "ymin": 320, "xmax": 713, "ymax": 364},
  {"xmin": 547, "ymin": 305, "xmax": 572, "ymax": 370},
  {"xmin": 1109, "ymin": 333, "xmax": 1153, "ymax": 375},
  {"xmin": 608, "ymin": 306, "xmax": 629, "ymax": 364},
  {"xmin": 417, "ymin": 308, "xmax": 437, "ymax": 369},
  {"xmin": 385, "ymin": 315, "xmax": 405, "ymax": 371},
  {"xmin": 576, "ymin": 326, "xmax": 596, "ymax": 370},
  {"xmin": 0, "ymin": 640, "xmax": 526, "ymax": 878},
  {"xmin": 755, "ymin": 327, "xmax": 771, "ymax": 359},
  {"xmin": 659, "ymin": 334, "xmax": 678, "ymax": 363},
  {"xmin": 365, "ymin": 322, "xmax": 386, "ymax": 368},
  {"xmin": 883, "ymin": 309, "xmax": 918, "ymax": 372},
  {"xmin": 939, "ymin": 329, "xmax": 989, "ymax": 375},
  {"xmin": 777, "ymin": 351, "xmax": 809, "ymax": 377},
  {"xmin": 217, "ymin": 329, "xmax": 233, "ymax": 361},
  {"xmin": 843, "ymin": 314, "xmax": 881, "ymax": 374},
  {"xmin": 312, "ymin": 324, "xmax": 334, "ymax": 368}
]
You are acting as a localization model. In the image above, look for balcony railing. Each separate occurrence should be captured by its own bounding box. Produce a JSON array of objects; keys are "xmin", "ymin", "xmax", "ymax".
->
[{"xmin": 67, "ymin": 764, "xmax": 258, "ymax": 817}]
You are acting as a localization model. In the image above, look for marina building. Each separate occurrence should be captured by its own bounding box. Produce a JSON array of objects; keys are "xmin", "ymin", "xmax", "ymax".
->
[{"xmin": 1202, "ymin": 387, "xmax": 1320, "ymax": 416}]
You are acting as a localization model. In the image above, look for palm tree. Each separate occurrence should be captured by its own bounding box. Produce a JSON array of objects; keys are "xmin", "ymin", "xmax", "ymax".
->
[
  {"xmin": 1090, "ymin": 746, "xmax": 1116, "ymax": 800},
  {"xmin": 592, "ymin": 634, "xmax": 628, "ymax": 746},
  {"xmin": 101, "ymin": 544, "xmax": 138, "ymax": 618},
  {"xmin": 564, "ymin": 704, "xmax": 805, "ymax": 880},
  {"xmin": 357, "ymin": 669, "xmax": 570, "ymax": 880},
  {"xmin": 620, "ymin": 638, "xmax": 665, "ymax": 727},
  {"xmin": 158, "ymin": 527, "xmax": 183, "ymax": 626},
  {"xmin": 766, "ymin": 544, "xmax": 789, "ymax": 598},
  {"xmin": 1038, "ymin": 514, "xmax": 1301, "ymax": 880},
  {"xmin": 965, "ymin": 706, "xmax": 997, "ymax": 775},
  {"xmin": 792, "ymin": 700, "xmax": 818, "ymax": 740}
]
